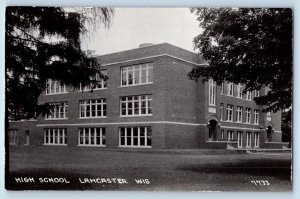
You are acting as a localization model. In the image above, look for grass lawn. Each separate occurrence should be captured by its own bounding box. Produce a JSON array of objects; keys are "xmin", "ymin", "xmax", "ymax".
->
[{"xmin": 6, "ymin": 146, "xmax": 292, "ymax": 191}]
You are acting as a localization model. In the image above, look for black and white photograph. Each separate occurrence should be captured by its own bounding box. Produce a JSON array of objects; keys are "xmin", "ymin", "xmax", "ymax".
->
[{"xmin": 5, "ymin": 7, "xmax": 292, "ymax": 191}]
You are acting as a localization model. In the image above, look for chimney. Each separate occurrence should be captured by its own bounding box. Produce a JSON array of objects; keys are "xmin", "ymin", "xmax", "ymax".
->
[{"xmin": 139, "ymin": 43, "xmax": 154, "ymax": 48}]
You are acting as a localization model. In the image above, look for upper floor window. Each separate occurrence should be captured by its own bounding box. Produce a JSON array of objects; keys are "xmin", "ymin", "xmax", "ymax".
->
[
  {"xmin": 219, "ymin": 103, "xmax": 224, "ymax": 121},
  {"xmin": 246, "ymin": 91, "xmax": 252, "ymax": 101},
  {"xmin": 236, "ymin": 106, "xmax": 243, "ymax": 123},
  {"xmin": 237, "ymin": 84, "xmax": 243, "ymax": 98},
  {"xmin": 80, "ymin": 70, "xmax": 107, "ymax": 91},
  {"xmin": 245, "ymin": 108, "xmax": 251, "ymax": 123},
  {"xmin": 45, "ymin": 79, "xmax": 67, "ymax": 95},
  {"xmin": 254, "ymin": 90, "xmax": 260, "ymax": 98},
  {"xmin": 227, "ymin": 82, "xmax": 233, "ymax": 96},
  {"xmin": 221, "ymin": 82, "xmax": 225, "ymax": 94},
  {"xmin": 45, "ymin": 102, "xmax": 68, "ymax": 120},
  {"xmin": 79, "ymin": 99, "xmax": 107, "ymax": 118},
  {"xmin": 121, "ymin": 63, "xmax": 153, "ymax": 86},
  {"xmin": 254, "ymin": 109, "xmax": 259, "ymax": 124},
  {"xmin": 120, "ymin": 95, "xmax": 152, "ymax": 116},
  {"xmin": 208, "ymin": 79, "xmax": 216, "ymax": 106},
  {"xmin": 226, "ymin": 104, "xmax": 234, "ymax": 122}
]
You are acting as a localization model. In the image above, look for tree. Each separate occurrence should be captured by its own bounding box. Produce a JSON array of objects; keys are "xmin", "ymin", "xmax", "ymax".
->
[
  {"xmin": 188, "ymin": 8, "xmax": 292, "ymax": 112},
  {"xmin": 282, "ymin": 109, "xmax": 292, "ymax": 147},
  {"xmin": 6, "ymin": 7, "xmax": 113, "ymax": 120},
  {"xmin": 5, "ymin": 7, "xmax": 113, "ymax": 188}
]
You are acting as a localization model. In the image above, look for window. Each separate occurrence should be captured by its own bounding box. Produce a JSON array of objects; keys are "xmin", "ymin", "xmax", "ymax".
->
[
  {"xmin": 226, "ymin": 104, "xmax": 234, "ymax": 121},
  {"xmin": 245, "ymin": 108, "xmax": 251, "ymax": 123},
  {"xmin": 237, "ymin": 84, "xmax": 243, "ymax": 98},
  {"xmin": 45, "ymin": 79, "xmax": 67, "ymax": 95},
  {"xmin": 120, "ymin": 95, "xmax": 152, "ymax": 116},
  {"xmin": 79, "ymin": 99, "xmax": 106, "ymax": 118},
  {"xmin": 219, "ymin": 103, "xmax": 224, "ymax": 121},
  {"xmin": 254, "ymin": 132, "xmax": 259, "ymax": 147},
  {"xmin": 46, "ymin": 102, "xmax": 68, "ymax": 120},
  {"xmin": 78, "ymin": 127, "xmax": 105, "ymax": 147},
  {"xmin": 236, "ymin": 106, "xmax": 243, "ymax": 123},
  {"xmin": 44, "ymin": 128, "xmax": 67, "ymax": 145},
  {"xmin": 208, "ymin": 79, "xmax": 216, "ymax": 106},
  {"xmin": 121, "ymin": 63, "xmax": 153, "ymax": 86},
  {"xmin": 246, "ymin": 132, "xmax": 252, "ymax": 147},
  {"xmin": 227, "ymin": 130, "xmax": 234, "ymax": 141},
  {"xmin": 119, "ymin": 127, "xmax": 152, "ymax": 147},
  {"xmin": 221, "ymin": 130, "xmax": 224, "ymax": 140},
  {"xmin": 221, "ymin": 82, "xmax": 225, "ymax": 94},
  {"xmin": 267, "ymin": 111, "xmax": 271, "ymax": 116},
  {"xmin": 254, "ymin": 90, "xmax": 260, "ymax": 98},
  {"xmin": 254, "ymin": 110, "xmax": 259, "ymax": 124},
  {"xmin": 227, "ymin": 82, "xmax": 233, "ymax": 96},
  {"xmin": 8, "ymin": 129, "xmax": 18, "ymax": 145},
  {"xmin": 80, "ymin": 70, "xmax": 107, "ymax": 91},
  {"xmin": 237, "ymin": 131, "xmax": 243, "ymax": 147},
  {"xmin": 246, "ymin": 91, "xmax": 252, "ymax": 101}
]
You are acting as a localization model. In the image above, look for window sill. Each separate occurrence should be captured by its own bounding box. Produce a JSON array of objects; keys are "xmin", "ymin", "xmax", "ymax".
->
[
  {"xmin": 77, "ymin": 145, "xmax": 106, "ymax": 147},
  {"xmin": 43, "ymin": 144, "xmax": 67, "ymax": 146},
  {"xmin": 118, "ymin": 146, "xmax": 152, "ymax": 148},
  {"xmin": 120, "ymin": 114, "xmax": 153, "ymax": 118},
  {"xmin": 45, "ymin": 118, "xmax": 68, "ymax": 120},
  {"xmin": 79, "ymin": 88, "xmax": 107, "ymax": 92},
  {"xmin": 45, "ymin": 92, "xmax": 68, "ymax": 96},
  {"xmin": 120, "ymin": 82, "xmax": 153, "ymax": 88},
  {"xmin": 78, "ymin": 117, "xmax": 107, "ymax": 119}
]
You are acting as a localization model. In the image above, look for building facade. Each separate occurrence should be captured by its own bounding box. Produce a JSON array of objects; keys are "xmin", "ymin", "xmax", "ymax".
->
[{"xmin": 8, "ymin": 43, "xmax": 288, "ymax": 149}]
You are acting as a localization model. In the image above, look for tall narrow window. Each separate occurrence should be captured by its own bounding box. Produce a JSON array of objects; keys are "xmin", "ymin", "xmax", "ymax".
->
[
  {"xmin": 245, "ymin": 108, "xmax": 251, "ymax": 123},
  {"xmin": 246, "ymin": 91, "xmax": 252, "ymax": 101},
  {"xmin": 221, "ymin": 82, "xmax": 225, "ymax": 94},
  {"xmin": 208, "ymin": 79, "xmax": 216, "ymax": 106},
  {"xmin": 121, "ymin": 63, "xmax": 153, "ymax": 86},
  {"xmin": 227, "ymin": 130, "xmax": 234, "ymax": 141},
  {"xmin": 79, "ymin": 99, "xmax": 107, "ymax": 118},
  {"xmin": 45, "ymin": 79, "xmax": 67, "ymax": 95},
  {"xmin": 220, "ymin": 103, "xmax": 224, "ymax": 121},
  {"xmin": 45, "ymin": 102, "xmax": 68, "ymax": 120},
  {"xmin": 221, "ymin": 130, "xmax": 224, "ymax": 140},
  {"xmin": 120, "ymin": 95, "xmax": 152, "ymax": 116},
  {"xmin": 236, "ymin": 106, "xmax": 243, "ymax": 123},
  {"xmin": 246, "ymin": 132, "xmax": 252, "ymax": 147},
  {"xmin": 254, "ymin": 109, "xmax": 259, "ymax": 124},
  {"xmin": 237, "ymin": 84, "xmax": 242, "ymax": 98},
  {"xmin": 226, "ymin": 104, "xmax": 234, "ymax": 122},
  {"xmin": 254, "ymin": 132, "xmax": 259, "ymax": 147},
  {"xmin": 227, "ymin": 82, "xmax": 233, "ymax": 96},
  {"xmin": 8, "ymin": 129, "xmax": 18, "ymax": 145},
  {"xmin": 237, "ymin": 131, "xmax": 243, "ymax": 148}
]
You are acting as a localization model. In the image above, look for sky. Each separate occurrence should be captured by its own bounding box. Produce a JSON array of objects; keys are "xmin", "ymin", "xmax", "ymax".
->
[{"xmin": 80, "ymin": 8, "xmax": 202, "ymax": 55}]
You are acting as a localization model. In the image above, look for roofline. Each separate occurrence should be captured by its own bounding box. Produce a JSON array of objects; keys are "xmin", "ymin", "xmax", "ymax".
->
[
  {"xmin": 101, "ymin": 53, "xmax": 207, "ymax": 67},
  {"xmin": 96, "ymin": 43, "xmax": 197, "ymax": 58}
]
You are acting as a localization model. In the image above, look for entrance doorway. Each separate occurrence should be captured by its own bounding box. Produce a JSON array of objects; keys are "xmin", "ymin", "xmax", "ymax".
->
[
  {"xmin": 25, "ymin": 130, "xmax": 29, "ymax": 145},
  {"xmin": 267, "ymin": 126, "xmax": 272, "ymax": 142},
  {"xmin": 208, "ymin": 120, "xmax": 218, "ymax": 141}
]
